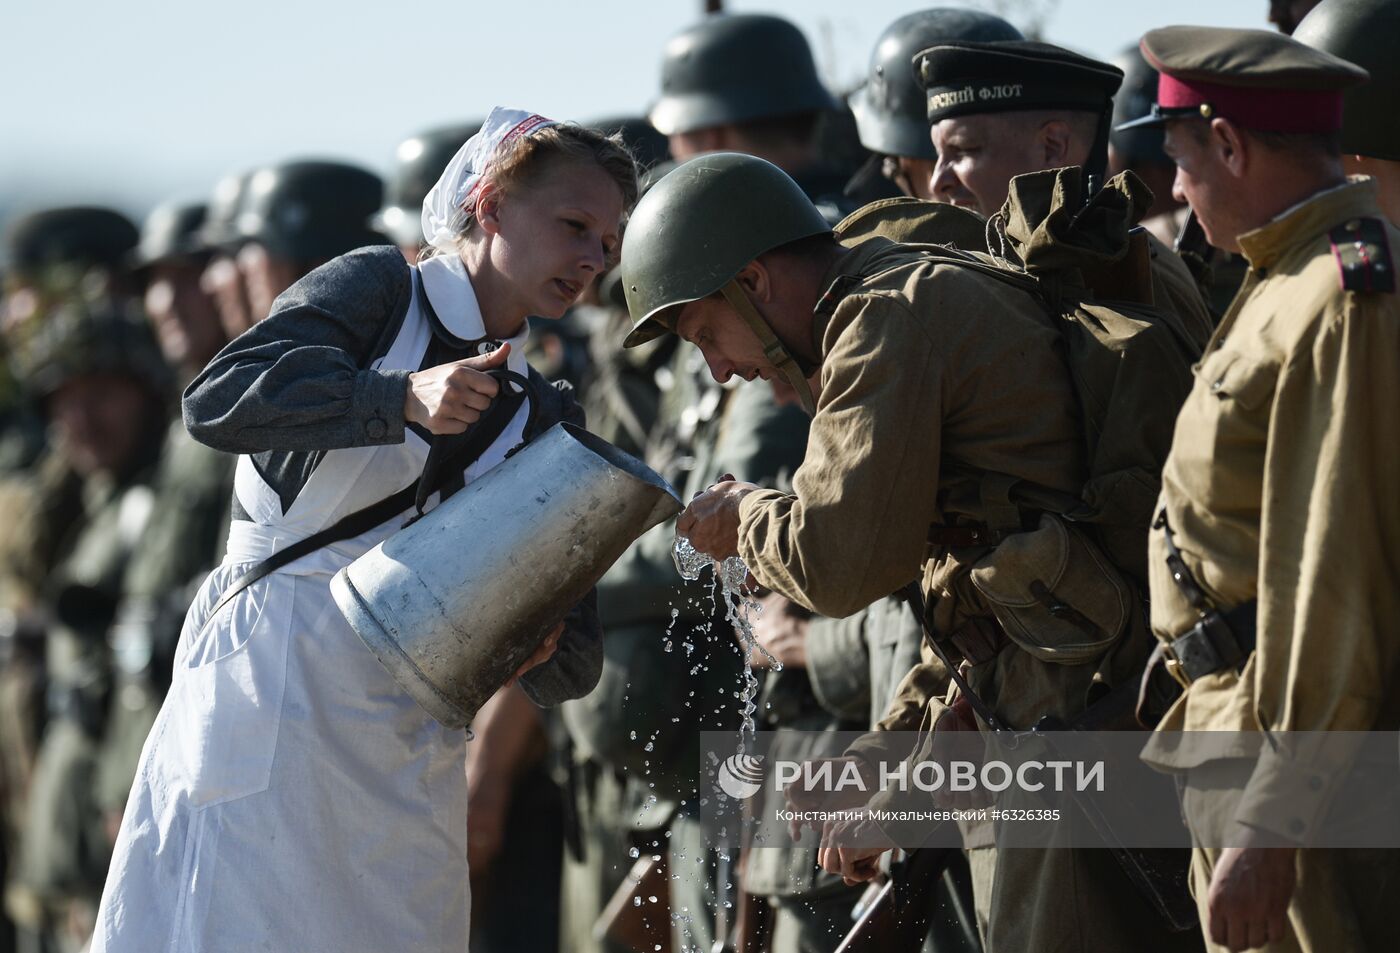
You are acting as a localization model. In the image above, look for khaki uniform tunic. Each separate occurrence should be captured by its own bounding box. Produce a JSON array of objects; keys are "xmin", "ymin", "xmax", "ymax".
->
[
  {"xmin": 737, "ymin": 238, "xmax": 1083, "ymax": 620},
  {"xmin": 736, "ymin": 238, "xmax": 1194, "ymax": 953},
  {"xmin": 1145, "ymin": 179, "xmax": 1400, "ymax": 951}
]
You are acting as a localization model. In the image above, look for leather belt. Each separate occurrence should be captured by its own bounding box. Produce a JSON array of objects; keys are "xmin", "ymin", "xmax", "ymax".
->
[
  {"xmin": 926, "ymin": 522, "xmax": 1008, "ymax": 553},
  {"xmin": 1163, "ymin": 599, "xmax": 1257, "ymax": 689},
  {"xmin": 1154, "ymin": 507, "xmax": 1258, "ymax": 688}
]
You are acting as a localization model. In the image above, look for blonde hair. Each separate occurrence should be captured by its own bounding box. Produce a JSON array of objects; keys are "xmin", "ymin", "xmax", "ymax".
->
[{"xmin": 432, "ymin": 124, "xmax": 640, "ymax": 252}]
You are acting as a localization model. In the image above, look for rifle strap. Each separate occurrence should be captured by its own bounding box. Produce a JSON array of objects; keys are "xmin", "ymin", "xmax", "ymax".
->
[{"xmin": 896, "ymin": 582, "xmax": 1010, "ymax": 733}]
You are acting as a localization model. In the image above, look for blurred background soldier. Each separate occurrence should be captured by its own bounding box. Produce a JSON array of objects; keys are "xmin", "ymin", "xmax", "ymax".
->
[
  {"xmin": 228, "ymin": 159, "xmax": 387, "ymax": 322},
  {"xmin": 1268, "ymin": 0, "xmax": 1325, "ymax": 32},
  {"xmin": 649, "ymin": 12, "xmax": 855, "ymax": 223},
  {"xmin": 372, "ymin": 123, "xmax": 482, "ymax": 262},
  {"xmin": 200, "ymin": 160, "xmax": 386, "ymax": 339},
  {"xmin": 1108, "ymin": 43, "xmax": 1249, "ymax": 318},
  {"xmin": 0, "ymin": 208, "xmax": 140, "ymax": 953},
  {"xmin": 90, "ymin": 202, "xmax": 237, "ymax": 854},
  {"xmin": 197, "ymin": 173, "xmax": 257, "ymax": 341},
  {"xmin": 1295, "ymin": 0, "xmax": 1400, "ymax": 225},
  {"xmin": 1109, "ymin": 44, "xmax": 1185, "ymax": 246},
  {"xmin": 849, "ymin": 9, "xmax": 1021, "ymax": 201},
  {"xmin": 6, "ymin": 302, "xmax": 169, "ymax": 953}
]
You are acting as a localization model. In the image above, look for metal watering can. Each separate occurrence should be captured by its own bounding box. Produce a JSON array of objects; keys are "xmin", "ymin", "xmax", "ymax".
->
[{"xmin": 330, "ymin": 422, "xmax": 681, "ymax": 729}]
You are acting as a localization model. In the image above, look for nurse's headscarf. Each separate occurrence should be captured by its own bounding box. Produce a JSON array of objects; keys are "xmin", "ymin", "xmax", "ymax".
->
[{"xmin": 420, "ymin": 106, "xmax": 559, "ymax": 253}]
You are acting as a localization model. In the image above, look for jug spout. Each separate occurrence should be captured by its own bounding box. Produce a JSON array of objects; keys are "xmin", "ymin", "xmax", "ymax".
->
[{"xmin": 645, "ymin": 489, "xmax": 683, "ymax": 532}]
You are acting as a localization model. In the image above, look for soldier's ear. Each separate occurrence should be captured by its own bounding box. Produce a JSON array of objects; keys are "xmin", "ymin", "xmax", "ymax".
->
[
  {"xmin": 1038, "ymin": 119, "xmax": 1074, "ymax": 169},
  {"xmin": 1211, "ymin": 119, "xmax": 1248, "ymax": 177},
  {"xmin": 736, "ymin": 259, "xmax": 772, "ymax": 302}
]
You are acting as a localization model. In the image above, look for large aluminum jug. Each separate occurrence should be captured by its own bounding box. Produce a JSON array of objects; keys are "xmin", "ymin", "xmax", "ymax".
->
[{"xmin": 330, "ymin": 422, "xmax": 681, "ymax": 729}]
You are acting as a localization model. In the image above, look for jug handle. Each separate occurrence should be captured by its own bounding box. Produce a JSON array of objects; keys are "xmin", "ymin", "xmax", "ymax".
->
[{"xmin": 411, "ymin": 368, "xmax": 540, "ymax": 517}]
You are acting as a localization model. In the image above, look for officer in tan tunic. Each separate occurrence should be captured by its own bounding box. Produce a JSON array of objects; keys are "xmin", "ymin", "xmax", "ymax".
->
[
  {"xmin": 622, "ymin": 152, "xmax": 1199, "ymax": 953},
  {"xmin": 1119, "ymin": 25, "xmax": 1400, "ymax": 952}
]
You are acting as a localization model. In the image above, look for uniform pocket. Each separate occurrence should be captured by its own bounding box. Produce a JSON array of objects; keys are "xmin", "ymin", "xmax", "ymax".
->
[
  {"xmin": 155, "ymin": 569, "xmax": 295, "ymax": 807},
  {"xmin": 969, "ymin": 514, "xmax": 1129, "ymax": 664},
  {"xmin": 1198, "ymin": 349, "xmax": 1280, "ymax": 411}
]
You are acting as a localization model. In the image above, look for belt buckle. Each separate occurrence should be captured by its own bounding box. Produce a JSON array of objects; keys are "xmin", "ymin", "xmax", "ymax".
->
[{"xmin": 1162, "ymin": 650, "xmax": 1192, "ymax": 690}]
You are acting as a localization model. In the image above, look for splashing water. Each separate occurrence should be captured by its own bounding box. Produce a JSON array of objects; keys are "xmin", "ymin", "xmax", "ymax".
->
[{"xmin": 672, "ymin": 536, "xmax": 775, "ymax": 754}]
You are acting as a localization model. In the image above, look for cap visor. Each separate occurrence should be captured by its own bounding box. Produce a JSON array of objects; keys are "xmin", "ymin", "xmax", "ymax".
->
[{"xmin": 1114, "ymin": 113, "xmax": 1168, "ymax": 132}]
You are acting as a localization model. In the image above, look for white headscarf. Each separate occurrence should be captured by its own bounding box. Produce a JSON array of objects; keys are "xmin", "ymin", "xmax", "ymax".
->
[{"xmin": 420, "ymin": 106, "xmax": 559, "ymax": 252}]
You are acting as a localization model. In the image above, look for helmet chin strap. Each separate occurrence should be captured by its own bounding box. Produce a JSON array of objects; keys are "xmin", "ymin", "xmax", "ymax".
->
[{"xmin": 719, "ymin": 280, "xmax": 817, "ymax": 416}]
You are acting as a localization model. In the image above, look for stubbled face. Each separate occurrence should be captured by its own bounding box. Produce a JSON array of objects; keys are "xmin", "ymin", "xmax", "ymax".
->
[
  {"xmin": 674, "ymin": 295, "xmax": 773, "ymax": 386},
  {"xmin": 144, "ymin": 261, "xmax": 225, "ymax": 371},
  {"xmin": 930, "ymin": 114, "xmax": 1047, "ymax": 215},
  {"xmin": 487, "ymin": 160, "xmax": 625, "ymax": 321},
  {"xmin": 49, "ymin": 373, "xmax": 152, "ymax": 476},
  {"xmin": 1163, "ymin": 121, "xmax": 1242, "ymax": 252},
  {"xmin": 200, "ymin": 253, "xmax": 255, "ymax": 340},
  {"xmin": 236, "ymin": 243, "xmax": 303, "ymax": 326}
]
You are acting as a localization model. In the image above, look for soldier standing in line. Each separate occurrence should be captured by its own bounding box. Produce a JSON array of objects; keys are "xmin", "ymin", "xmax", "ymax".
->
[
  {"xmin": 914, "ymin": 40, "xmax": 1216, "ymax": 348},
  {"xmin": 650, "ymin": 12, "xmax": 856, "ymax": 223},
  {"xmin": 197, "ymin": 173, "xmax": 257, "ymax": 341},
  {"xmin": 199, "ymin": 161, "xmax": 386, "ymax": 339},
  {"xmin": 849, "ymin": 9, "xmax": 1021, "ymax": 202},
  {"xmin": 225, "ymin": 159, "xmax": 387, "ymax": 323},
  {"xmin": 0, "ymin": 209, "xmax": 140, "ymax": 953},
  {"xmin": 6, "ymin": 303, "xmax": 169, "ymax": 953},
  {"xmin": 90, "ymin": 201, "xmax": 236, "ymax": 853},
  {"xmin": 1118, "ymin": 25, "xmax": 1400, "ymax": 952},
  {"xmin": 1295, "ymin": 0, "xmax": 1400, "ymax": 225}
]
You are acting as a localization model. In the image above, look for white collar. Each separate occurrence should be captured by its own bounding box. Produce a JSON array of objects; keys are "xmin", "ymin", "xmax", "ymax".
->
[{"xmin": 417, "ymin": 253, "xmax": 531, "ymax": 366}]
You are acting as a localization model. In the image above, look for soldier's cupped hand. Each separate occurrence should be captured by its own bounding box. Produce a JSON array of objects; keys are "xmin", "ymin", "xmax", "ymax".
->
[
  {"xmin": 677, "ymin": 476, "xmax": 758, "ymax": 561},
  {"xmin": 404, "ymin": 342, "xmax": 510, "ymax": 434}
]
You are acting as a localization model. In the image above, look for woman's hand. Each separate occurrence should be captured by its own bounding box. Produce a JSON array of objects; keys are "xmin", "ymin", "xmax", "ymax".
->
[
  {"xmin": 504, "ymin": 621, "xmax": 564, "ymax": 687},
  {"xmin": 405, "ymin": 343, "xmax": 511, "ymax": 435}
]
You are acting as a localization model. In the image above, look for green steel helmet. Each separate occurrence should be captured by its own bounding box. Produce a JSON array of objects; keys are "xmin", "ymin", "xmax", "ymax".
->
[
  {"xmin": 1295, "ymin": 0, "xmax": 1400, "ymax": 160},
  {"xmin": 649, "ymin": 14, "xmax": 840, "ymax": 136},
  {"xmin": 18, "ymin": 295, "xmax": 172, "ymax": 401},
  {"xmin": 372, "ymin": 123, "xmax": 480, "ymax": 247},
  {"xmin": 198, "ymin": 172, "xmax": 252, "ymax": 252},
  {"xmin": 3, "ymin": 207, "xmax": 138, "ymax": 278},
  {"xmin": 1109, "ymin": 44, "xmax": 1168, "ymax": 166},
  {"xmin": 132, "ymin": 201, "xmax": 208, "ymax": 270},
  {"xmin": 620, "ymin": 153, "xmax": 832, "ymax": 347},
  {"xmin": 851, "ymin": 9, "xmax": 1022, "ymax": 159},
  {"xmin": 235, "ymin": 160, "xmax": 387, "ymax": 261}
]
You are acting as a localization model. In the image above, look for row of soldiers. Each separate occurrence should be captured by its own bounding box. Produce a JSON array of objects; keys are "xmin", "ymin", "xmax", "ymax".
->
[{"xmin": 0, "ymin": 1, "xmax": 1396, "ymax": 952}]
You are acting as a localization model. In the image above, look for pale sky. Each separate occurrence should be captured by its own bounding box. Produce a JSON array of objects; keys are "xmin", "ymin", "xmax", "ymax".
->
[{"xmin": 1, "ymin": 0, "xmax": 1261, "ymax": 227}]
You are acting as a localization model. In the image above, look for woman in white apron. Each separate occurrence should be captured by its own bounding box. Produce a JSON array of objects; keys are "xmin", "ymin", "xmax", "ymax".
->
[{"xmin": 90, "ymin": 108, "xmax": 638, "ymax": 953}]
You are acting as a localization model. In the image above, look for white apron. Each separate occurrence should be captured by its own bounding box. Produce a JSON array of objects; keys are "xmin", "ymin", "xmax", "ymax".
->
[{"xmin": 92, "ymin": 255, "xmax": 531, "ymax": 953}]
